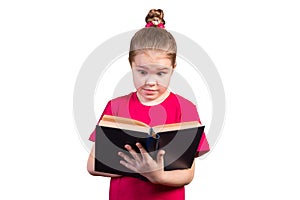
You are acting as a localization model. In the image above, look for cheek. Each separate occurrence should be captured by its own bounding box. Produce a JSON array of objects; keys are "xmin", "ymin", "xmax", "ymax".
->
[
  {"xmin": 157, "ymin": 75, "xmax": 172, "ymax": 87},
  {"xmin": 132, "ymin": 73, "xmax": 145, "ymax": 88}
]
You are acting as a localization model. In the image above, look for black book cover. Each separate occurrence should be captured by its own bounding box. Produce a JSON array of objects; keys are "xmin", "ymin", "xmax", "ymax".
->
[{"xmin": 94, "ymin": 125, "xmax": 204, "ymax": 181}]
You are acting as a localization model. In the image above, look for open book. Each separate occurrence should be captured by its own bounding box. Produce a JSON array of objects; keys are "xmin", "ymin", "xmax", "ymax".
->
[{"xmin": 94, "ymin": 115, "xmax": 205, "ymax": 181}]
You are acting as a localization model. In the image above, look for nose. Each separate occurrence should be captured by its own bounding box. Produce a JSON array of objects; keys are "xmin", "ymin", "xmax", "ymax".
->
[{"xmin": 145, "ymin": 75, "xmax": 157, "ymax": 86}]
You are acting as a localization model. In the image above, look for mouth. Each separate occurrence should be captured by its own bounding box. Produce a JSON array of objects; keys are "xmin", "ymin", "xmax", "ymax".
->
[
  {"xmin": 142, "ymin": 88, "xmax": 158, "ymax": 94},
  {"xmin": 143, "ymin": 88, "xmax": 157, "ymax": 91}
]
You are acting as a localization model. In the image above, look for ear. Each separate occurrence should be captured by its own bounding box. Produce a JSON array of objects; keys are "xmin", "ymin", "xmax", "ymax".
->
[
  {"xmin": 128, "ymin": 57, "xmax": 133, "ymax": 68},
  {"xmin": 173, "ymin": 63, "xmax": 177, "ymax": 69},
  {"xmin": 170, "ymin": 63, "xmax": 176, "ymax": 75}
]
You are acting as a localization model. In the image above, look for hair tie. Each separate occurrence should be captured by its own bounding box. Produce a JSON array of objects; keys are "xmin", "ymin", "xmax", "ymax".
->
[{"xmin": 145, "ymin": 21, "xmax": 165, "ymax": 29}]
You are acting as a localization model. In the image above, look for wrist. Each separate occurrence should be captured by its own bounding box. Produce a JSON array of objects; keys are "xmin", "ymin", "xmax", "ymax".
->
[{"xmin": 145, "ymin": 171, "xmax": 165, "ymax": 185}]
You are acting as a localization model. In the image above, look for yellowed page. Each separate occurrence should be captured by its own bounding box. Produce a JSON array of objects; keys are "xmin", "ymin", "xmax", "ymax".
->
[
  {"xmin": 101, "ymin": 115, "xmax": 149, "ymax": 127},
  {"xmin": 152, "ymin": 121, "xmax": 202, "ymax": 133},
  {"xmin": 99, "ymin": 120, "xmax": 150, "ymax": 133}
]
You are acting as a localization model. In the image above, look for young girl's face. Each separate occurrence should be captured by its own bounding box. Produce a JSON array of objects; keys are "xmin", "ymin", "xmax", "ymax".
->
[{"xmin": 131, "ymin": 50, "xmax": 174, "ymax": 103}]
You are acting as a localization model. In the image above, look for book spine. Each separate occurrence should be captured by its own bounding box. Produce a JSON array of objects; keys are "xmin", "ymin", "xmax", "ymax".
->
[
  {"xmin": 149, "ymin": 127, "xmax": 155, "ymax": 138},
  {"xmin": 146, "ymin": 134, "xmax": 159, "ymax": 158}
]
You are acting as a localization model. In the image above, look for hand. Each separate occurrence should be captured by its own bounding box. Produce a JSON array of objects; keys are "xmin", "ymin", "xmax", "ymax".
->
[{"xmin": 118, "ymin": 143, "xmax": 166, "ymax": 183}]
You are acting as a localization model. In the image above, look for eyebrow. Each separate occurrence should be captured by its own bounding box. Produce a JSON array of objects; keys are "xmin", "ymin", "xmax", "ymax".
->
[
  {"xmin": 157, "ymin": 67, "xmax": 170, "ymax": 71},
  {"xmin": 136, "ymin": 65, "xmax": 171, "ymax": 71},
  {"xmin": 136, "ymin": 65, "xmax": 149, "ymax": 69}
]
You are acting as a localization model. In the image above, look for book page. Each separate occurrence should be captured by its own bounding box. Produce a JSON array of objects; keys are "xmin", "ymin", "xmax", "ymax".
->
[
  {"xmin": 99, "ymin": 115, "xmax": 150, "ymax": 134},
  {"xmin": 100, "ymin": 115, "xmax": 149, "ymax": 127},
  {"xmin": 152, "ymin": 121, "xmax": 202, "ymax": 133}
]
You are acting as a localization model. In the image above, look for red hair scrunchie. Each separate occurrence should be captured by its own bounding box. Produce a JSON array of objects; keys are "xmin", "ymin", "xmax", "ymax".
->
[{"xmin": 145, "ymin": 21, "xmax": 165, "ymax": 29}]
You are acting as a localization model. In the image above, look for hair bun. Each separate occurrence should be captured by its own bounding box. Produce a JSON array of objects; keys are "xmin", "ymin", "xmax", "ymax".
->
[{"xmin": 145, "ymin": 9, "xmax": 165, "ymax": 28}]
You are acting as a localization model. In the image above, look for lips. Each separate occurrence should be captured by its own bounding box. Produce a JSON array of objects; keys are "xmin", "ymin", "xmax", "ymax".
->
[
  {"xmin": 143, "ymin": 88, "xmax": 157, "ymax": 91},
  {"xmin": 142, "ymin": 88, "xmax": 158, "ymax": 95}
]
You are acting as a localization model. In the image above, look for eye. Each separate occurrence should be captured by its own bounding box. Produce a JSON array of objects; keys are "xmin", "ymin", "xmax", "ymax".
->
[
  {"xmin": 157, "ymin": 72, "xmax": 166, "ymax": 76},
  {"xmin": 138, "ymin": 70, "xmax": 147, "ymax": 75}
]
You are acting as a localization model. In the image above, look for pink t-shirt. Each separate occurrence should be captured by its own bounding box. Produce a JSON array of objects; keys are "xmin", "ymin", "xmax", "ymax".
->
[{"xmin": 89, "ymin": 92, "xmax": 209, "ymax": 200}]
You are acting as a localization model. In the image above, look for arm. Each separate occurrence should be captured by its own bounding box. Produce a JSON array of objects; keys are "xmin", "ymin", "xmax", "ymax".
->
[
  {"xmin": 151, "ymin": 160, "xmax": 195, "ymax": 187},
  {"xmin": 118, "ymin": 143, "xmax": 195, "ymax": 187},
  {"xmin": 87, "ymin": 144, "xmax": 122, "ymax": 177}
]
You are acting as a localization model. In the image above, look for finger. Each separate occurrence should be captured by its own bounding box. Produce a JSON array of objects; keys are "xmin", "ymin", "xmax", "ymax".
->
[
  {"xmin": 125, "ymin": 144, "xmax": 141, "ymax": 162},
  {"xmin": 136, "ymin": 143, "xmax": 152, "ymax": 161},
  {"xmin": 156, "ymin": 150, "xmax": 165, "ymax": 168},
  {"xmin": 118, "ymin": 152, "xmax": 134, "ymax": 165},
  {"xmin": 119, "ymin": 160, "xmax": 138, "ymax": 172}
]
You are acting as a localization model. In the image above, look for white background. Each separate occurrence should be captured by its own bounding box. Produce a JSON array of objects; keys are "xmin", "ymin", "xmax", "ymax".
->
[{"xmin": 1, "ymin": 0, "xmax": 299, "ymax": 199}]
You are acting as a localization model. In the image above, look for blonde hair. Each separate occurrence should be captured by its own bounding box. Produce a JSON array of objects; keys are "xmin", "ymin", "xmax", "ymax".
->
[{"xmin": 128, "ymin": 10, "xmax": 177, "ymax": 66}]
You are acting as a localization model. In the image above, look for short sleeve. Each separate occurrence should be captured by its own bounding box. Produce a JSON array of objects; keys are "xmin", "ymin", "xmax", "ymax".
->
[
  {"xmin": 88, "ymin": 101, "xmax": 113, "ymax": 142},
  {"xmin": 189, "ymin": 105, "xmax": 210, "ymax": 157},
  {"xmin": 177, "ymin": 96, "xmax": 210, "ymax": 157},
  {"xmin": 190, "ymin": 107, "xmax": 210, "ymax": 157},
  {"xmin": 196, "ymin": 132, "xmax": 210, "ymax": 157}
]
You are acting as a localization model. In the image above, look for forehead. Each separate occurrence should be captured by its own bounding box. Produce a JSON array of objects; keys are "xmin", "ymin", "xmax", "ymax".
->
[
  {"xmin": 133, "ymin": 50, "xmax": 172, "ymax": 66},
  {"xmin": 135, "ymin": 64, "xmax": 171, "ymax": 72}
]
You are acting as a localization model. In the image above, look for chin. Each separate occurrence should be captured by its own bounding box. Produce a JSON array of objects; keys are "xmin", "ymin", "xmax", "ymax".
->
[
  {"xmin": 143, "ymin": 94, "xmax": 159, "ymax": 101},
  {"xmin": 137, "ymin": 88, "xmax": 166, "ymax": 102},
  {"xmin": 138, "ymin": 93, "xmax": 159, "ymax": 102}
]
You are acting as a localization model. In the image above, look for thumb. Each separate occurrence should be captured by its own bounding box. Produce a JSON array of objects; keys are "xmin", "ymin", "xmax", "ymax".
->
[{"xmin": 156, "ymin": 150, "xmax": 165, "ymax": 166}]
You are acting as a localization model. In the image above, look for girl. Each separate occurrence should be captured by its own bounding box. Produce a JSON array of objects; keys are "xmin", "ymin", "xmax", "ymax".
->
[{"xmin": 87, "ymin": 9, "xmax": 210, "ymax": 200}]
